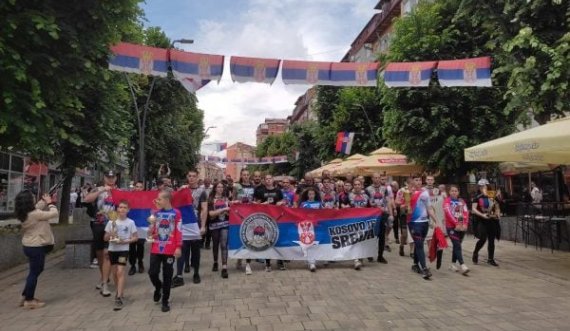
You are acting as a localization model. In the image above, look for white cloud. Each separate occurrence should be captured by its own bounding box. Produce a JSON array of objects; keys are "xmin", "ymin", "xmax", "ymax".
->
[{"xmin": 174, "ymin": 0, "xmax": 377, "ymax": 146}]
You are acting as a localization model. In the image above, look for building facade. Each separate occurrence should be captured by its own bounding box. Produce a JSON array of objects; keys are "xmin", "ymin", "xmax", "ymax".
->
[
  {"xmin": 256, "ymin": 118, "xmax": 288, "ymax": 145},
  {"xmin": 225, "ymin": 142, "xmax": 256, "ymax": 181},
  {"xmin": 288, "ymin": 87, "xmax": 318, "ymax": 126},
  {"xmin": 197, "ymin": 161, "xmax": 224, "ymax": 181}
]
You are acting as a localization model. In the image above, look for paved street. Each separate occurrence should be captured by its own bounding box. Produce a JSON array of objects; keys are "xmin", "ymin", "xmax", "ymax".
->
[{"xmin": 0, "ymin": 236, "xmax": 569, "ymax": 331}]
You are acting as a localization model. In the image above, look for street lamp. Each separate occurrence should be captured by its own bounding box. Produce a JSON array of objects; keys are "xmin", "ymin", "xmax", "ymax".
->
[
  {"xmin": 205, "ymin": 126, "xmax": 217, "ymax": 135},
  {"xmin": 126, "ymin": 37, "xmax": 194, "ymax": 183},
  {"xmin": 353, "ymin": 103, "xmax": 378, "ymax": 146}
]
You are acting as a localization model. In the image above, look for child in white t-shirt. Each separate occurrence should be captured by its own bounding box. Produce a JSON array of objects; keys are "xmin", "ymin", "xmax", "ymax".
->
[{"xmin": 104, "ymin": 200, "xmax": 138, "ymax": 311}]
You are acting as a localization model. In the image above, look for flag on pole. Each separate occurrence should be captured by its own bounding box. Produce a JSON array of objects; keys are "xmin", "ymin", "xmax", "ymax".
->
[
  {"xmin": 170, "ymin": 49, "xmax": 224, "ymax": 93},
  {"xmin": 437, "ymin": 56, "xmax": 492, "ymax": 87},
  {"xmin": 383, "ymin": 61, "xmax": 438, "ymax": 87},
  {"xmin": 230, "ymin": 56, "xmax": 281, "ymax": 84},
  {"xmin": 330, "ymin": 62, "xmax": 379, "ymax": 86},
  {"xmin": 335, "ymin": 132, "xmax": 355, "ymax": 155},
  {"xmin": 217, "ymin": 143, "xmax": 227, "ymax": 151},
  {"xmin": 109, "ymin": 42, "xmax": 169, "ymax": 77}
]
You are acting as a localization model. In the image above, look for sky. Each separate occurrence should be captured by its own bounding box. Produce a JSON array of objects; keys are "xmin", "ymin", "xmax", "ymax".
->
[{"xmin": 141, "ymin": 0, "xmax": 378, "ymax": 153}]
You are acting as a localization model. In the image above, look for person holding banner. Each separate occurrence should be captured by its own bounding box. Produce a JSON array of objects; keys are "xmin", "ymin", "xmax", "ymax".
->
[
  {"xmin": 254, "ymin": 174, "xmax": 286, "ymax": 271},
  {"xmin": 233, "ymin": 169, "xmax": 256, "ymax": 275},
  {"xmin": 408, "ymin": 175, "xmax": 439, "ymax": 280},
  {"xmin": 338, "ymin": 181, "xmax": 353, "ymax": 209},
  {"xmin": 443, "ymin": 186, "xmax": 470, "ymax": 275},
  {"xmin": 128, "ymin": 181, "xmax": 146, "ymax": 276},
  {"xmin": 281, "ymin": 178, "xmax": 295, "ymax": 207},
  {"xmin": 147, "ymin": 190, "xmax": 182, "ymax": 313},
  {"xmin": 365, "ymin": 173, "xmax": 393, "ymax": 264},
  {"xmin": 298, "ymin": 187, "xmax": 322, "ymax": 272},
  {"xmin": 348, "ymin": 179, "xmax": 371, "ymax": 270},
  {"xmin": 320, "ymin": 178, "xmax": 337, "ymax": 209},
  {"xmin": 208, "ymin": 182, "xmax": 231, "ymax": 279},
  {"xmin": 172, "ymin": 170, "xmax": 207, "ymax": 288}
]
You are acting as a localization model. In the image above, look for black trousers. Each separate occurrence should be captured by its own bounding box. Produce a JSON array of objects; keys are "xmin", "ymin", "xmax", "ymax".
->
[
  {"xmin": 177, "ymin": 239, "xmax": 201, "ymax": 276},
  {"xmin": 377, "ymin": 214, "xmax": 387, "ymax": 258},
  {"xmin": 474, "ymin": 220, "xmax": 497, "ymax": 260},
  {"xmin": 148, "ymin": 254, "xmax": 175, "ymax": 305},
  {"xmin": 128, "ymin": 239, "xmax": 145, "ymax": 266},
  {"xmin": 393, "ymin": 207, "xmax": 400, "ymax": 241}
]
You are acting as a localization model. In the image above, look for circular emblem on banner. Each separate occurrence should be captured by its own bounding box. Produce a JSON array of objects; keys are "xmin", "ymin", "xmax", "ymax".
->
[{"xmin": 240, "ymin": 213, "xmax": 279, "ymax": 251}]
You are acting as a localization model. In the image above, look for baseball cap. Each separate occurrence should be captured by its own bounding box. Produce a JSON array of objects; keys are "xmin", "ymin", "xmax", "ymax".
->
[
  {"xmin": 103, "ymin": 170, "xmax": 117, "ymax": 177},
  {"xmin": 477, "ymin": 179, "xmax": 489, "ymax": 186}
]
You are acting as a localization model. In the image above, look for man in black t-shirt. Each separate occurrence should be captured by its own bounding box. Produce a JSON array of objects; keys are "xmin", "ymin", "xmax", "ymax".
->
[{"xmin": 254, "ymin": 174, "xmax": 285, "ymax": 271}]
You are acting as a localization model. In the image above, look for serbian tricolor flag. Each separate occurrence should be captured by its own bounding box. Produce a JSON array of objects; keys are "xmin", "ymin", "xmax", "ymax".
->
[
  {"xmin": 383, "ymin": 61, "xmax": 437, "ymax": 87},
  {"xmin": 228, "ymin": 205, "xmax": 381, "ymax": 261},
  {"xmin": 335, "ymin": 132, "xmax": 355, "ymax": 155},
  {"xmin": 437, "ymin": 56, "xmax": 492, "ymax": 87},
  {"xmin": 217, "ymin": 142, "xmax": 227, "ymax": 151},
  {"xmin": 109, "ymin": 42, "xmax": 169, "ymax": 77},
  {"xmin": 330, "ymin": 62, "xmax": 379, "ymax": 86},
  {"xmin": 230, "ymin": 56, "xmax": 281, "ymax": 85},
  {"xmin": 170, "ymin": 49, "xmax": 224, "ymax": 93},
  {"xmin": 111, "ymin": 188, "xmax": 196, "ymax": 238},
  {"xmin": 282, "ymin": 60, "xmax": 332, "ymax": 85}
]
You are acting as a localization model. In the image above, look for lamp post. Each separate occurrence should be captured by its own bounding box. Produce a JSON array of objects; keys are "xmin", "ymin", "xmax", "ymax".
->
[
  {"xmin": 204, "ymin": 126, "xmax": 217, "ymax": 139},
  {"xmin": 353, "ymin": 103, "xmax": 378, "ymax": 147},
  {"xmin": 126, "ymin": 38, "xmax": 194, "ymax": 184}
]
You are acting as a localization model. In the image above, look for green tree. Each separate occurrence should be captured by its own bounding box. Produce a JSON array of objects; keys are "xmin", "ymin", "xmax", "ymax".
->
[
  {"xmin": 380, "ymin": 0, "xmax": 516, "ymax": 179},
  {"xmin": 456, "ymin": 0, "xmax": 570, "ymax": 124},
  {"xmin": 0, "ymin": 0, "xmax": 142, "ymax": 222}
]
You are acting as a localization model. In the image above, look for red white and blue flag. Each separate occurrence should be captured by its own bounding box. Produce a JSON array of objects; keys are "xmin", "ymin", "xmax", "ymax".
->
[
  {"xmin": 230, "ymin": 56, "xmax": 281, "ymax": 85},
  {"xmin": 216, "ymin": 142, "xmax": 227, "ymax": 152},
  {"xmin": 110, "ymin": 189, "xmax": 196, "ymax": 236},
  {"xmin": 170, "ymin": 49, "xmax": 224, "ymax": 93},
  {"xmin": 281, "ymin": 60, "xmax": 332, "ymax": 85},
  {"xmin": 109, "ymin": 42, "xmax": 169, "ymax": 77},
  {"xmin": 437, "ymin": 56, "xmax": 492, "ymax": 87},
  {"xmin": 383, "ymin": 61, "xmax": 437, "ymax": 87},
  {"xmin": 228, "ymin": 205, "xmax": 381, "ymax": 260},
  {"xmin": 330, "ymin": 62, "xmax": 379, "ymax": 86},
  {"xmin": 335, "ymin": 132, "xmax": 355, "ymax": 155}
]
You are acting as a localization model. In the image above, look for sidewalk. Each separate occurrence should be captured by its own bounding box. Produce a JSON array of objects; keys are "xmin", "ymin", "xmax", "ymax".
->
[{"xmin": 0, "ymin": 236, "xmax": 569, "ymax": 331}]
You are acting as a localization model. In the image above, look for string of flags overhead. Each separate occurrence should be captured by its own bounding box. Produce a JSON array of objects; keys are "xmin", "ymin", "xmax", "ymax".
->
[
  {"xmin": 108, "ymin": 42, "xmax": 493, "ymax": 92},
  {"xmin": 200, "ymin": 155, "xmax": 290, "ymax": 165}
]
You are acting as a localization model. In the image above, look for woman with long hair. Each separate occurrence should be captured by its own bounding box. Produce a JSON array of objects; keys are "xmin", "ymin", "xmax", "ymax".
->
[
  {"xmin": 16, "ymin": 190, "xmax": 59, "ymax": 309},
  {"xmin": 208, "ymin": 182, "xmax": 231, "ymax": 278},
  {"xmin": 443, "ymin": 185, "xmax": 470, "ymax": 275},
  {"xmin": 472, "ymin": 180, "xmax": 501, "ymax": 267}
]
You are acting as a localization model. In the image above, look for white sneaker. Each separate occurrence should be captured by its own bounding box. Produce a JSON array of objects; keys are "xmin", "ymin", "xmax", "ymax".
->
[
  {"xmin": 449, "ymin": 264, "xmax": 458, "ymax": 272},
  {"xmin": 354, "ymin": 259, "xmax": 362, "ymax": 270},
  {"xmin": 90, "ymin": 259, "xmax": 99, "ymax": 269},
  {"xmin": 100, "ymin": 283, "xmax": 111, "ymax": 297},
  {"xmin": 460, "ymin": 264, "xmax": 470, "ymax": 275},
  {"xmin": 245, "ymin": 263, "xmax": 252, "ymax": 275},
  {"xmin": 96, "ymin": 282, "xmax": 104, "ymax": 290},
  {"xmin": 309, "ymin": 263, "xmax": 316, "ymax": 272}
]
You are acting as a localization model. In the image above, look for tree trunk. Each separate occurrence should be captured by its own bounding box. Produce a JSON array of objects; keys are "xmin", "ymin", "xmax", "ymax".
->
[{"xmin": 58, "ymin": 165, "xmax": 75, "ymax": 224}]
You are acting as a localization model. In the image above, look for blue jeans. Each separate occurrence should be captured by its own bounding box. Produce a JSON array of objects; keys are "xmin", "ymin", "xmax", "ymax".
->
[
  {"xmin": 22, "ymin": 246, "xmax": 46, "ymax": 300},
  {"xmin": 447, "ymin": 228, "xmax": 465, "ymax": 265},
  {"xmin": 408, "ymin": 222, "xmax": 429, "ymax": 270}
]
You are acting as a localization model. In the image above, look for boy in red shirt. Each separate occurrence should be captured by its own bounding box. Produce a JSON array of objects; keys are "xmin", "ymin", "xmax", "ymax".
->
[{"xmin": 147, "ymin": 190, "xmax": 182, "ymax": 312}]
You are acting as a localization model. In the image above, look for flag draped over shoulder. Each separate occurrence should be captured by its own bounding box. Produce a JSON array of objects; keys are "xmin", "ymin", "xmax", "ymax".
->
[
  {"xmin": 109, "ymin": 42, "xmax": 169, "ymax": 77},
  {"xmin": 170, "ymin": 49, "xmax": 224, "ymax": 93},
  {"xmin": 111, "ymin": 188, "xmax": 196, "ymax": 229},
  {"xmin": 230, "ymin": 56, "xmax": 281, "ymax": 85}
]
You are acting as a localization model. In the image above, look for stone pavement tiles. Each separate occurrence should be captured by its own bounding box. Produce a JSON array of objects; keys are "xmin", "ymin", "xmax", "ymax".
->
[{"xmin": 0, "ymin": 236, "xmax": 569, "ymax": 331}]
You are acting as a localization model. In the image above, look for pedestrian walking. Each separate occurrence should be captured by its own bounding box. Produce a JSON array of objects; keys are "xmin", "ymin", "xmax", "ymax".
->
[
  {"xmin": 443, "ymin": 185, "xmax": 470, "ymax": 275},
  {"xmin": 128, "ymin": 181, "xmax": 146, "ymax": 275},
  {"xmin": 207, "ymin": 182, "xmax": 230, "ymax": 279},
  {"xmin": 472, "ymin": 180, "xmax": 501, "ymax": 267}
]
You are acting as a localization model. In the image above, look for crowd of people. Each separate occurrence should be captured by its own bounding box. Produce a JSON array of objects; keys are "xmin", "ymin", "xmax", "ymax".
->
[{"xmin": 14, "ymin": 167, "xmax": 502, "ymax": 313}]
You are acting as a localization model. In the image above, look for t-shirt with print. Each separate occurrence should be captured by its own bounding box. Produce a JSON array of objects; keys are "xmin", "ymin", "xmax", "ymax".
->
[
  {"xmin": 349, "ymin": 192, "xmax": 369, "ymax": 208},
  {"xmin": 234, "ymin": 183, "xmax": 255, "ymax": 204},
  {"xmin": 281, "ymin": 188, "xmax": 295, "ymax": 207},
  {"xmin": 365, "ymin": 185, "xmax": 393, "ymax": 209},
  {"xmin": 94, "ymin": 188, "xmax": 116, "ymax": 225},
  {"xmin": 320, "ymin": 191, "xmax": 337, "ymax": 209},
  {"xmin": 181, "ymin": 187, "xmax": 207, "ymax": 240},
  {"xmin": 472, "ymin": 193, "xmax": 494, "ymax": 220},
  {"xmin": 254, "ymin": 186, "xmax": 283, "ymax": 205},
  {"xmin": 408, "ymin": 188, "xmax": 431, "ymax": 223},
  {"xmin": 300, "ymin": 201, "xmax": 322, "ymax": 209},
  {"xmin": 105, "ymin": 217, "xmax": 137, "ymax": 252},
  {"xmin": 338, "ymin": 192, "xmax": 351, "ymax": 207},
  {"xmin": 208, "ymin": 198, "xmax": 229, "ymax": 230},
  {"xmin": 150, "ymin": 208, "xmax": 182, "ymax": 255}
]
